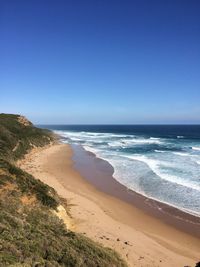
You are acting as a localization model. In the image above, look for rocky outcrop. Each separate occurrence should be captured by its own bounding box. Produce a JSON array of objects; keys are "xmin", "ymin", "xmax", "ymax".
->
[{"xmin": 17, "ymin": 115, "xmax": 32, "ymax": 126}]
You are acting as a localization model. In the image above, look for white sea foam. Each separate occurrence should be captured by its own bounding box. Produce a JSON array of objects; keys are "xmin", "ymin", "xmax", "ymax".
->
[
  {"xmin": 192, "ymin": 146, "xmax": 200, "ymax": 151},
  {"xmin": 57, "ymin": 130, "xmax": 132, "ymax": 141},
  {"xmin": 172, "ymin": 152, "xmax": 200, "ymax": 165},
  {"xmin": 172, "ymin": 152, "xmax": 190, "ymax": 157},
  {"xmin": 55, "ymin": 130, "xmax": 163, "ymax": 146},
  {"xmin": 121, "ymin": 138, "xmax": 163, "ymax": 145},
  {"xmin": 83, "ymin": 145, "xmax": 101, "ymax": 155},
  {"xmin": 70, "ymin": 137, "xmax": 83, "ymax": 141},
  {"xmin": 155, "ymin": 150, "xmax": 166, "ymax": 153},
  {"xmin": 82, "ymin": 147, "xmax": 200, "ymax": 217},
  {"xmin": 124, "ymin": 154, "xmax": 200, "ymax": 191},
  {"xmin": 107, "ymin": 138, "xmax": 163, "ymax": 148},
  {"xmin": 177, "ymin": 136, "xmax": 184, "ymax": 139},
  {"xmin": 108, "ymin": 141, "xmax": 123, "ymax": 147},
  {"xmin": 54, "ymin": 130, "xmax": 81, "ymax": 138},
  {"xmin": 109, "ymin": 134, "xmax": 131, "ymax": 138}
]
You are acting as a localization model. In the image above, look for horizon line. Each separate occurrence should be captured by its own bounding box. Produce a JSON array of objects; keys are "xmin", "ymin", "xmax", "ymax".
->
[{"xmin": 37, "ymin": 123, "xmax": 200, "ymax": 126}]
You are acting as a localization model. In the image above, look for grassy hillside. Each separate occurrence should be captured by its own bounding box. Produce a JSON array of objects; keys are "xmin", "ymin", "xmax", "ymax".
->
[
  {"xmin": 0, "ymin": 113, "xmax": 54, "ymax": 161},
  {"xmin": 0, "ymin": 114, "xmax": 127, "ymax": 267}
]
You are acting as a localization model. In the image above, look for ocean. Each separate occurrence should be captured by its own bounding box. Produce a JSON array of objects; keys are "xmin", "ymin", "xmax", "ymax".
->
[{"xmin": 42, "ymin": 125, "xmax": 200, "ymax": 217}]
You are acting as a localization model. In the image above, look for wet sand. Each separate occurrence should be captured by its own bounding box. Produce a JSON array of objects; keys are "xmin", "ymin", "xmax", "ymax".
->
[{"xmin": 18, "ymin": 143, "xmax": 200, "ymax": 267}]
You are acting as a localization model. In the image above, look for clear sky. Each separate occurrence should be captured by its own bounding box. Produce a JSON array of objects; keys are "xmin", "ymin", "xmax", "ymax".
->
[{"xmin": 1, "ymin": 0, "xmax": 200, "ymax": 124}]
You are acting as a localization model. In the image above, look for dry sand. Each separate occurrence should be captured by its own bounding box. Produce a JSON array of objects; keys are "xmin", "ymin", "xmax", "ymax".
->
[{"xmin": 18, "ymin": 143, "xmax": 200, "ymax": 267}]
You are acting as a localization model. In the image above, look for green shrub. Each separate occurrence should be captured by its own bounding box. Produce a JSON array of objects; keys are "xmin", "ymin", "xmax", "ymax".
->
[{"xmin": 0, "ymin": 193, "xmax": 127, "ymax": 267}]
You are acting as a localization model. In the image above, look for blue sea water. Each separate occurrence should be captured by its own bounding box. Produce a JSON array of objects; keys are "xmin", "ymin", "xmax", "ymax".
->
[{"xmin": 43, "ymin": 125, "xmax": 200, "ymax": 216}]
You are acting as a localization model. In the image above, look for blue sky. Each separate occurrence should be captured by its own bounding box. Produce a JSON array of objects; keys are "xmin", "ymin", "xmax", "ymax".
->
[{"xmin": 1, "ymin": 0, "xmax": 200, "ymax": 124}]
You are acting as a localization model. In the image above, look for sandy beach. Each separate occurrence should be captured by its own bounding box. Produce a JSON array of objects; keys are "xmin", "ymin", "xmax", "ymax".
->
[{"xmin": 18, "ymin": 143, "xmax": 200, "ymax": 267}]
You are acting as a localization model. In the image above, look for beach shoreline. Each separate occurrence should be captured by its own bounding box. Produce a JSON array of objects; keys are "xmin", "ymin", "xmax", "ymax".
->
[
  {"xmin": 18, "ymin": 143, "xmax": 200, "ymax": 267},
  {"xmin": 72, "ymin": 144, "xmax": 200, "ymax": 238}
]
